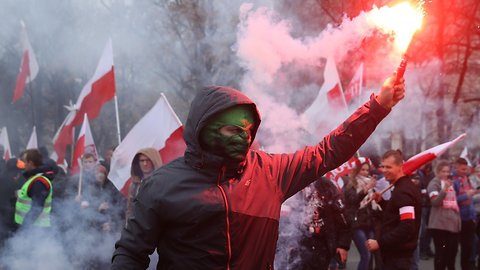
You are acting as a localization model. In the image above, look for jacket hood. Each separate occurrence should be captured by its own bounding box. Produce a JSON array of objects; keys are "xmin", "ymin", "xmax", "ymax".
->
[
  {"xmin": 131, "ymin": 148, "xmax": 163, "ymax": 183},
  {"xmin": 184, "ymin": 86, "xmax": 261, "ymax": 169}
]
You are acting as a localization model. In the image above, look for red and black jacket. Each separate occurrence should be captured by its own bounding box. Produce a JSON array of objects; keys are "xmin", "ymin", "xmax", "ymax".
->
[{"xmin": 112, "ymin": 86, "xmax": 390, "ymax": 269}]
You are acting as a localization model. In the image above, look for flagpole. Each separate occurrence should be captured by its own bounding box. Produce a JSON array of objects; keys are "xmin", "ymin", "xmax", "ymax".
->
[
  {"xmin": 161, "ymin": 93, "xmax": 183, "ymax": 126},
  {"xmin": 70, "ymin": 126, "xmax": 76, "ymax": 170},
  {"xmin": 114, "ymin": 95, "xmax": 121, "ymax": 144}
]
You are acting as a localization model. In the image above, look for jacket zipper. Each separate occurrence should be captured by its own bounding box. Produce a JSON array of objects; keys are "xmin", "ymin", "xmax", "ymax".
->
[{"xmin": 216, "ymin": 165, "xmax": 232, "ymax": 270}]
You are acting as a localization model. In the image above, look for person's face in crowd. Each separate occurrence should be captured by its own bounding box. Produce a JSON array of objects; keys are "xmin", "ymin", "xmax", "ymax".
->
[
  {"xmin": 456, "ymin": 163, "xmax": 469, "ymax": 177},
  {"xmin": 438, "ymin": 165, "xmax": 451, "ymax": 181},
  {"xmin": 82, "ymin": 156, "xmax": 96, "ymax": 172},
  {"xmin": 200, "ymin": 106, "xmax": 255, "ymax": 161},
  {"xmin": 359, "ymin": 164, "xmax": 370, "ymax": 177},
  {"xmin": 381, "ymin": 156, "xmax": 403, "ymax": 183},
  {"xmin": 138, "ymin": 154, "xmax": 154, "ymax": 176},
  {"xmin": 96, "ymin": 169, "xmax": 107, "ymax": 185}
]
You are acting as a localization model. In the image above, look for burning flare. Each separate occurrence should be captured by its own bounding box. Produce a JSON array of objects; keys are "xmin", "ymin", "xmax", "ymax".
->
[{"xmin": 368, "ymin": 2, "xmax": 424, "ymax": 52}]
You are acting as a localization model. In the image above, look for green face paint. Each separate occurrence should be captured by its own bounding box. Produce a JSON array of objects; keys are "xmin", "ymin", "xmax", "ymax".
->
[{"xmin": 200, "ymin": 105, "xmax": 256, "ymax": 161}]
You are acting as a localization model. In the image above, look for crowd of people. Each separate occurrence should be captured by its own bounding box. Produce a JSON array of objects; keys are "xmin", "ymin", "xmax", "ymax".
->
[
  {"xmin": 0, "ymin": 72, "xmax": 477, "ymax": 270},
  {"xmin": 0, "ymin": 145, "xmax": 164, "ymax": 269},
  {"xmin": 296, "ymin": 152, "xmax": 480, "ymax": 270}
]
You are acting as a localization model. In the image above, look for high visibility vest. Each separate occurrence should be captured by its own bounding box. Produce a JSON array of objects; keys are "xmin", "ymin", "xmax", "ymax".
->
[{"xmin": 15, "ymin": 173, "xmax": 53, "ymax": 227}]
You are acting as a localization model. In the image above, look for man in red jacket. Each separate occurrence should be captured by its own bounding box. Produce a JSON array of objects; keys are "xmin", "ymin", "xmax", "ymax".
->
[{"xmin": 112, "ymin": 74, "xmax": 405, "ymax": 269}]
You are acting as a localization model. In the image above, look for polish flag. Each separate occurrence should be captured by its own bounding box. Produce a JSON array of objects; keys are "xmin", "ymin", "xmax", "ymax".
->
[
  {"xmin": 70, "ymin": 114, "xmax": 97, "ymax": 175},
  {"xmin": 108, "ymin": 93, "xmax": 186, "ymax": 195},
  {"xmin": 0, "ymin": 127, "xmax": 12, "ymax": 160},
  {"xmin": 325, "ymin": 156, "xmax": 372, "ymax": 181},
  {"xmin": 52, "ymin": 39, "xmax": 115, "ymax": 164},
  {"xmin": 68, "ymin": 39, "xmax": 116, "ymax": 128},
  {"xmin": 303, "ymin": 56, "xmax": 348, "ymax": 136},
  {"xmin": 12, "ymin": 21, "xmax": 39, "ymax": 103},
  {"xmin": 26, "ymin": 126, "xmax": 38, "ymax": 149},
  {"xmin": 344, "ymin": 63, "xmax": 364, "ymax": 105},
  {"xmin": 460, "ymin": 146, "xmax": 472, "ymax": 167},
  {"xmin": 399, "ymin": 206, "xmax": 415, "ymax": 220},
  {"xmin": 52, "ymin": 111, "xmax": 76, "ymax": 164},
  {"xmin": 403, "ymin": 133, "xmax": 467, "ymax": 175}
]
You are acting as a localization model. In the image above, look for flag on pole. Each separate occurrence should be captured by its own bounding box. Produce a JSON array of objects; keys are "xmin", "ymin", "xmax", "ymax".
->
[
  {"xmin": 303, "ymin": 56, "xmax": 348, "ymax": 136},
  {"xmin": 52, "ymin": 111, "xmax": 75, "ymax": 164},
  {"xmin": 69, "ymin": 38, "xmax": 116, "ymax": 128},
  {"xmin": 325, "ymin": 156, "xmax": 372, "ymax": 181},
  {"xmin": 12, "ymin": 21, "xmax": 39, "ymax": 103},
  {"xmin": 70, "ymin": 114, "xmax": 97, "ymax": 175},
  {"xmin": 403, "ymin": 133, "xmax": 467, "ymax": 175},
  {"xmin": 26, "ymin": 126, "xmax": 38, "ymax": 149},
  {"xmin": 344, "ymin": 62, "xmax": 364, "ymax": 105},
  {"xmin": 51, "ymin": 39, "xmax": 116, "ymax": 164},
  {"xmin": 108, "ymin": 93, "xmax": 186, "ymax": 195},
  {"xmin": 0, "ymin": 127, "xmax": 12, "ymax": 160}
]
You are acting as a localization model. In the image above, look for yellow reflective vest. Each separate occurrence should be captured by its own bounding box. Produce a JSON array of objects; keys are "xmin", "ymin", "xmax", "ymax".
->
[{"xmin": 15, "ymin": 173, "xmax": 53, "ymax": 227}]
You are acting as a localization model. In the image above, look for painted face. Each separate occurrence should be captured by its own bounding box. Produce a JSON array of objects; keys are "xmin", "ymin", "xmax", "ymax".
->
[
  {"xmin": 381, "ymin": 156, "xmax": 403, "ymax": 183},
  {"xmin": 138, "ymin": 154, "xmax": 154, "ymax": 176},
  {"xmin": 200, "ymin": 105, "xmax": 256, "ymax": 161}
]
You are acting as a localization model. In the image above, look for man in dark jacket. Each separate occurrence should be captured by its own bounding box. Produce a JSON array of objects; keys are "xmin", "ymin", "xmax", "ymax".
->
[
  {"xmin": 298, "ymin": 178, "xmax": 351, "ymax": 270},
  {"xmin": 0, "ymin": 158, "xmax": 24, "ymax": 248},
  {"xmin": 112, "ymin": 74, "xmax": 405, "ymax": 269},
  {"xmin": 366, "ymin": 150, "xmax": 421, "ymax": 270}
]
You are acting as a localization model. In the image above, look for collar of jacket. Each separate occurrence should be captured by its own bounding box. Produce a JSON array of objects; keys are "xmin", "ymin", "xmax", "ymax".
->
[{"xmin": 185, "ymin": 148, "xmax": 247, "ymax": 177}]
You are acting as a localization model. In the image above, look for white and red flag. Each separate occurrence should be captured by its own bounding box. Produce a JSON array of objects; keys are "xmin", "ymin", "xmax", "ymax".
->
[
  {"xmin": 51, "ymin": 39, "xmax": 116, "ymax": 164},
  {"xmin": 460, "ymin": 146, "xmax": 472, "ymax": 167},
  {"xmin": 0, "ymin": 127, "xmax": 12, "ymax": 160},
  {"xmin": 52, "ymin": 111, "xmax": 75, "ymax": 164},
  {"xmin": 344, "ymin": 62, "xmax": 364, "ymax": 105},
  {"xmin": 403, "ymin": 133, "xmax": 467, "ymax": 175},
  {"xmin": 70, "ymin": 114, "xmax": 97, "ymax": 175},
  {"xmin": 12, "ymin": 21, "xmax": 39, "ymax": 103},
  {"xmin": 108, "ymin": 93, "xmax": 186, "ymax": 196},
  {"xmin": 303, "ymin": 56, "xmax": 348, "ymax": 136},
  {"xmin": 325, "ymin": 156, "xmax": 372, "ymax": 182},
  {"xmin": 26, "ymin": 126, "xmax": 38, "ymax": 149}
]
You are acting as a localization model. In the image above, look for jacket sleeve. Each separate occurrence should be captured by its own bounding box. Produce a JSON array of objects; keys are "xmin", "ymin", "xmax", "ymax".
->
[
  {"xmin": 112, "ymin": 181, "xmax": 161, "ymax": 269},
  {"xmin": 334, "ymin": 194, "xmax": 352, "ymax": 250},
  {"xmin": 427, "ymin": 180, "xmax": 446, "ymax": 207},
  {"xmin": 23, "ymin": 178, "xmax": 50, "ymax": 226},
  {"xmin": 378, "ymin": 191, "xmax": 417, "ymax": 249},
  {"xmin": 276, "ymin": 95, "xmax": 390, "ymax": 199}
]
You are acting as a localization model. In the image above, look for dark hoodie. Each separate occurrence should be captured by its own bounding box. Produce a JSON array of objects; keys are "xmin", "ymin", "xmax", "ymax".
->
[
  {"xmin": 112, "ymin": 86, "xmax": 390, "ymax": 269},
  {"xmin": 0, "ymin": 158, "xmax": 23, "ymax": 234}
]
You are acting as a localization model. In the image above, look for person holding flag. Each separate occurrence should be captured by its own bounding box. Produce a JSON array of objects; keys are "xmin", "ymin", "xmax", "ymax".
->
[
  {"xmin": 366, "ymin": 150, "xmax": 422, "ymax": 270},
  {"xmin": 112, "ymin": 73, "xmax": 405, "ymax": 269}
]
